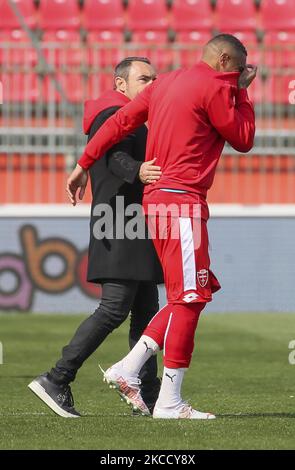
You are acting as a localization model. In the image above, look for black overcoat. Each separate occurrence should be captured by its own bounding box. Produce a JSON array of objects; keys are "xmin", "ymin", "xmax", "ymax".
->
[{"xmin": 87, "ymin": 104, "xmax": 163, "ymax": 284}]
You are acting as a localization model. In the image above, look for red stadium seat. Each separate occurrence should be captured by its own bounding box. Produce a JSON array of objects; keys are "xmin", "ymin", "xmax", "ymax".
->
[
  {"xmin": 87, "ymin": 31, "xmax": 124, "ymax": 67},
  {"xmin": 1, "ymin": 72, "xmax": 39, "ymax": 102},
  {"xmin": 132, "ymin": 30, "xmax": 167, "ymax": 43},
  {"xmin": 170, "ymin": 0, "xmax": 213, "ymax": 32},
  {"xmin": 131, "ymin": 31, "xmax": 172, "ymax": 71},
  {"xmin": 39, "ymin": 0, "xmax": 81, "ymax": 30},
  {"xmin": 0, "ymin": 29, "xmax": 37, "ymax": 65},
  {"xmin": 215, "ymin": 0, "xmax": 257, "ymax": 32},
  {"xmin": 261, "ymin": 72, "xmax": 294, "ymax": 104},
  {"xmin": 86, "ymin": 72, "xmax": 115, "ymax": 97},
  {"xmin": 83, "ymin": 0, "xmax": 124, "ymax": 31},
  {"xmin": 228, "ymin": 30, "xmax": 257, "ymax": 45},
  {"xmin": 177, "ymin": 31, "xmax": 212, "ymax": 43},
  {"xmin": 260, "ymin": 0, "xmax": 295, "ymax": 31},
  {"xmin": 176, "ymin": 31, "xmax": 211, "ymax": 67},
  {"xmin": 247, "ymin": 73, "xmax": 264, "ymax": 104},
  {"xmin": 263, "ymin": 31, "xmax": 295, "ymax": 69},
  {"xmin": 0, "ymin": 0, "xmax": 36, "ymax": 29},
  {"xmin": 127, "ymin": 0, "xmax": 169, "ymax": 31},
  {"xmin": 43, "ymin": 73, "xmax": 84, "ymax": 102},
  {"xmin": 42, "ymin": 30, "xmax": 84, "ymax": 66},
  {"xmin": 229, "ymin": 30, "xmax": 257, "ymax": 46}
]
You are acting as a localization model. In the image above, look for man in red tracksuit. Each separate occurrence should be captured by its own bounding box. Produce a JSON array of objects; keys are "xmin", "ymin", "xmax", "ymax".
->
[{"xmin": 67, "ymin": 34, "xmax": 257, "ymax": 419}]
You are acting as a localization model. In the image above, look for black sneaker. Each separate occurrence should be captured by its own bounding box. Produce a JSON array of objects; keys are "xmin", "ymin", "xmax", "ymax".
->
[{"xmin": 28, "ymin": 373, "xmax": 81, "ymax": 418}]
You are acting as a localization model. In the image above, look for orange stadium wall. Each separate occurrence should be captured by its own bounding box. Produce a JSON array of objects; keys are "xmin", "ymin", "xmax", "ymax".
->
[{"xmin": 1, "ymin": 153, "xmax": 294, "ymax": 204}]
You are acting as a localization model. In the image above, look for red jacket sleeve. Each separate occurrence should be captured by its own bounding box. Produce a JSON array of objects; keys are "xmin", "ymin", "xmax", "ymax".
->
[
  {"xmin": 78, "ymin": 83, "xmax": 153, "ymax": 170},
  {"xmin": 206, "ymin": 87, "xmax": 255, "ymax": 152}
]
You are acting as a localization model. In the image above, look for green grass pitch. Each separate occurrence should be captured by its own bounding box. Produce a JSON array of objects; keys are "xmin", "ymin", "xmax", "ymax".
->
[{"xmin": 0, "ymin": 312, "xmax": 295, "ymax": 450}]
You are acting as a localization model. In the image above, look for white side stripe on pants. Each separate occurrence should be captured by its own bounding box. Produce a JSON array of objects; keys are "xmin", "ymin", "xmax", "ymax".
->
[
  {"xmin": 179, "ymin": 217, "xmax": 196, "ymax": 292},
  {"xmin": 163, "ymin": 312, "xmax": 173, "ymax": 356}
]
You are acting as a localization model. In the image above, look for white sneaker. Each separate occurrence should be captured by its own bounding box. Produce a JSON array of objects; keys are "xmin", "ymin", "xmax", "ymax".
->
[
  {"xmin": 99, "ymin": 363, "xmax": 150, "ymax": 416},
  {"xmin": 153, "ymin": 402, "xmax": 216, "ymax": 420}
]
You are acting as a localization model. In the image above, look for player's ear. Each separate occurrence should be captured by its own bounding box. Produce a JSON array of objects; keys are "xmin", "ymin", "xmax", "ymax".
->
[
  {"xmin": 115, "ymin": 76, "xmax": 127, "ymax": 93},
  {"xmin": 219, "ymin": 52, "xmax": 230, "ymax": 70}
]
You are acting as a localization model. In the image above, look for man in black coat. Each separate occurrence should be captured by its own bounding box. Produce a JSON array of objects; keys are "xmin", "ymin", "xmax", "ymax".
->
[{"xmin": 28, "ymin": 57, "xmax": 163, "ymax": 417}]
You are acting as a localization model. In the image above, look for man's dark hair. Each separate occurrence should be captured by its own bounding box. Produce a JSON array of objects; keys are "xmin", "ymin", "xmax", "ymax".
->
[
  {"xmin": 207, "ymin": 33, "xmax": 247, "ymax": 57},
  {"xmin": 114, "ymin": 57, "xmax": 151, "ymax": 82}
]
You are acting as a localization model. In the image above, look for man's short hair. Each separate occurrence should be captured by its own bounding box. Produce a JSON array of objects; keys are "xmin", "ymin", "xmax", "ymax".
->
[
  {"xmin": 207, "ymin": 33, "xmax": 247, "ymax": 57},
  {"xmin": 114, "ymin": 57, "xmax": 151, "ymax": 81}
]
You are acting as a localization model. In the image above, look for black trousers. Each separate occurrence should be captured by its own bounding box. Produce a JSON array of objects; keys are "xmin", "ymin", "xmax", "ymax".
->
[{"xmin": 50, "ymin": 280, "xmax": 160, "ymax": 406}]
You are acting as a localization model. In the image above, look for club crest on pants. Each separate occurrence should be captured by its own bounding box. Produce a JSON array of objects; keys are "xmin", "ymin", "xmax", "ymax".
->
[{"xmin": 197, "ymin": 269, "xmax": 208, "ymax": 287}]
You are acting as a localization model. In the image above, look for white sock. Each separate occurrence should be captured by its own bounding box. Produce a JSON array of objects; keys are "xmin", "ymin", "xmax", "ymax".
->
[
  {"xmin": 156, "ymin": 367, "xmax": 186, "ymax": 409},
  {"xmin": 120, "ymin": 335, "xmax": 160, "ymax": 376}
]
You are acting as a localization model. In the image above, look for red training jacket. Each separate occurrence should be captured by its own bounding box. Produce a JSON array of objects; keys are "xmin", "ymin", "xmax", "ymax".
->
[{"xmin": 78, "ymin": 61, "xmax": 255, "ymax": 206}]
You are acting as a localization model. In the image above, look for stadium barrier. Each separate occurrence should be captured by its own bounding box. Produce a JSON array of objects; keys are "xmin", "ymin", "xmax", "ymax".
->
[{"xmin": 0, "ymin": 204, "xmax": 294, "ymax": 314}]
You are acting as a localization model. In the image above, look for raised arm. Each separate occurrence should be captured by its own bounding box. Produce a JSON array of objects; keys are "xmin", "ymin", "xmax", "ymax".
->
[
  {"xmin": 78, "ymin": 83, "xmax": 153, "ymax": 170},
  {"xmin": 88, "ymin": 107, "xmax": 141, "ymax": 184},
  {"xmin": 207, "ymin": 63, "xmax": 257, "ymax": 153},
  {"xmin": 66, "ymin": 83, "xmax": 154, "ymax": 205},
  {"xmin": 207, "ymin": 86, "xmax": 255, "ymax": 153}
]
